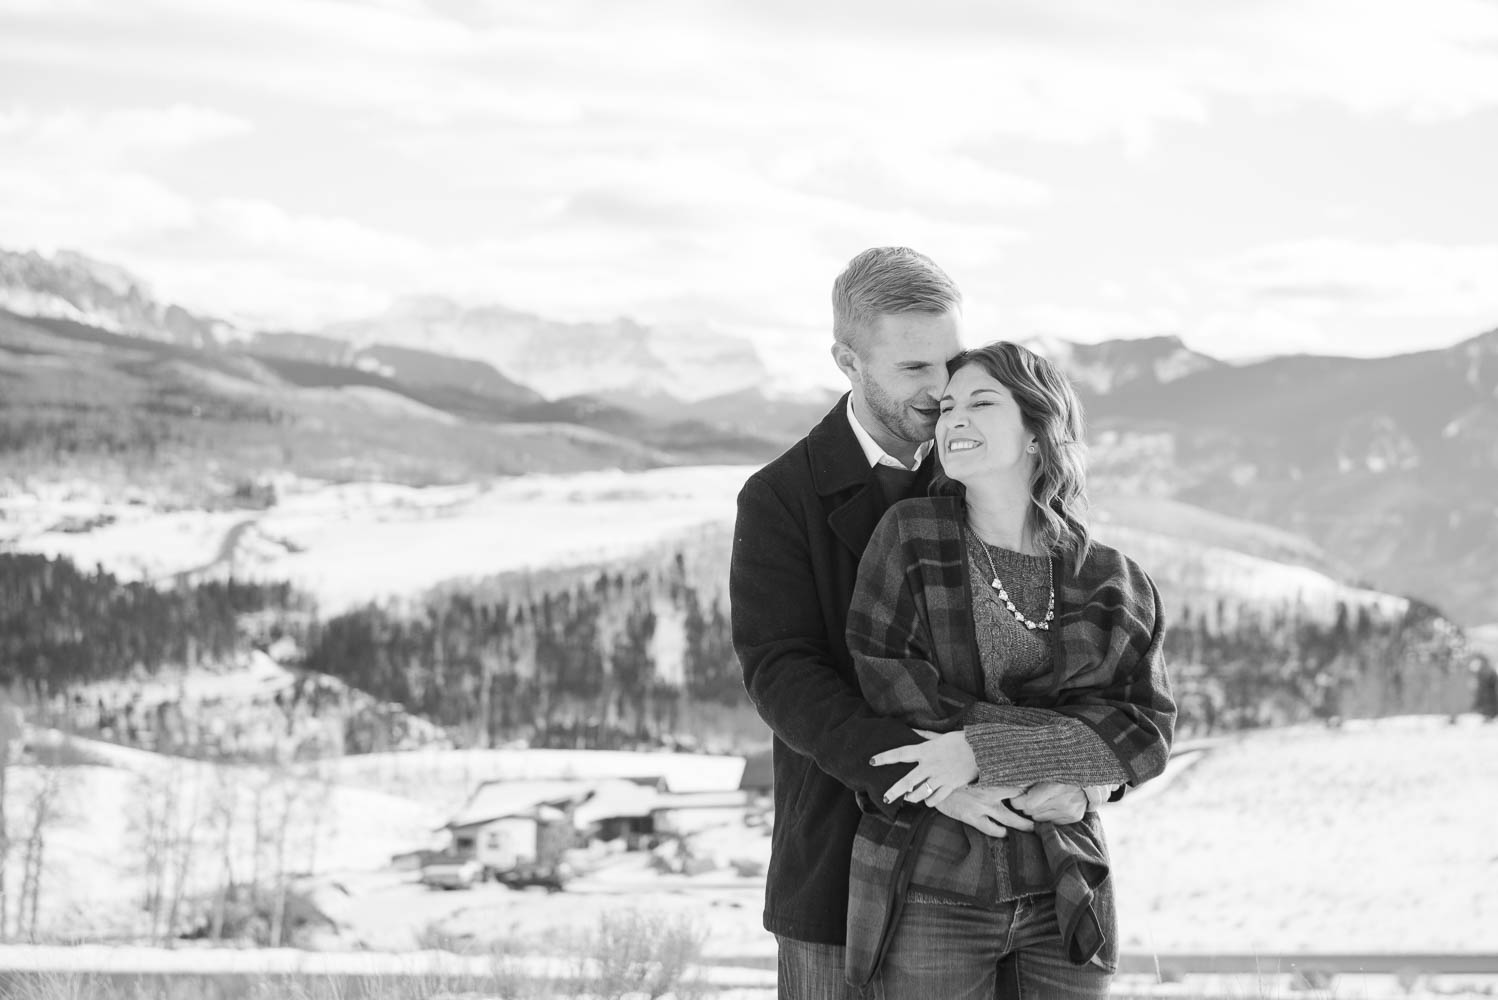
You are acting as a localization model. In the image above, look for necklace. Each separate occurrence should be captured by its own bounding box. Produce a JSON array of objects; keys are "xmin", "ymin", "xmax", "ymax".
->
[{"xmin": 968, "ymin": 527, "xmax": 1055, "ymax": 631}]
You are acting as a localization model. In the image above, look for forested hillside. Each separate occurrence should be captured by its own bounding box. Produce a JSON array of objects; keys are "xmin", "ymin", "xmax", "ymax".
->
[
  {"xmin": 2, "ymin": 530, "xmax": 1472, "ymax": 758},
  {"xmin": 0, "ymin": 554, "xmax": 303, "ymax": 694},
  {"xmin": 303, "ymin": 554, "xmax": 741, "ymax": 750},
  {"xmin": 303, "ymin": 536, "xmax": 1471, "ymax": 748}
]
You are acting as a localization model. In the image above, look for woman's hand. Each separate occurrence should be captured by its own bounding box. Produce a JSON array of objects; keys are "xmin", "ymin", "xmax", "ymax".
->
[{"xmin": 871, "ymin": 729, "xmax": 979, "ymax": 806}]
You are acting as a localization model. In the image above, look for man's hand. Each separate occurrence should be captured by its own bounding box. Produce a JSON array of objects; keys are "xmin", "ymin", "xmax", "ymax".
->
[
  {"xmin": 872, "ymin": 729, "xmax": 980, "ymax": 806},
  {"xmin": 1009, "ymin": 782, "xmax": 1088, "ymax": 824},
  {"xmin": 932, "ymin": 785, "xmax": 1036, "ymax": 838}
]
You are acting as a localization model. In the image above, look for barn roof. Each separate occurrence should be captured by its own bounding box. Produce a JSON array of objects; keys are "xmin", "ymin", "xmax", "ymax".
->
[{"xmin": 446, "ymin": 779, "xmax": 591, "ymax": 830}]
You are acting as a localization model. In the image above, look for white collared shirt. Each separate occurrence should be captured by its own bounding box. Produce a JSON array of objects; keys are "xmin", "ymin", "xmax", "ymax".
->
[{"xmin": 846, "ymin": 395, "xmax": 934, "ymax": 472}]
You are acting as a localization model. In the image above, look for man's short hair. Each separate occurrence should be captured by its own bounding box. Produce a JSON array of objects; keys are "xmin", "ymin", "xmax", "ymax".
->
[{"xmin": 832, "ymin": 247, "xmax": 962, "ymax": 354}]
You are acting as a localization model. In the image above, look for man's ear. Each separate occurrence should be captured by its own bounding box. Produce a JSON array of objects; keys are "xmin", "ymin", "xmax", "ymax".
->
[{"xmin": 831, "ymin": 341, "xmax": 861, "ymax": 383}]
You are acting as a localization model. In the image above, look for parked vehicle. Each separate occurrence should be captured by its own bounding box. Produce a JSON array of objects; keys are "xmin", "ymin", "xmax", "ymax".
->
[
  {"xmin": 420, "ymin": 854, "xmax": 483, "ymax": 890},
  {"xmin": 493, "ymin": 858, "xmax": 573, "ymax": 893}
]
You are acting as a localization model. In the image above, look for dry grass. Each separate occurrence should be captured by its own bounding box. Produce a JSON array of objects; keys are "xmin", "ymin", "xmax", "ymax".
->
[{"xmin": 0, "ymin": 908, "xmax": 710, "ymax": 1000}]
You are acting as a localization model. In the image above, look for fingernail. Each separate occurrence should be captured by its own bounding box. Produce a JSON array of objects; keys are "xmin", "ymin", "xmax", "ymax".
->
[{"xmin": 868, "ymin": 757, "xmax": 876, "ymax": 765}]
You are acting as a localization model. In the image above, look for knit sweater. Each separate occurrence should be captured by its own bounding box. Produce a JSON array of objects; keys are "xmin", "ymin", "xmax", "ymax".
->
[
  {"xmin": 965, "ymin": 532, "xmax": 1132, "ymax": 789},
  {"xmin": 908, "ymin": 532, "xmax": 1130, "ymax": 905}
]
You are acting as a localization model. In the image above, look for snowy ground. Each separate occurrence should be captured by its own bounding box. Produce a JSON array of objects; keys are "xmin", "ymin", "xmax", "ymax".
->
[
  {"xmin": 5, "ymin": 716, "xmax": 1498, "ymax": 996},
  {"xmin": 4, "ymin": 466, "xmax": 1493, "ymax": 996},
  {"xmin": 0, "ymin": 466, "xmax": 1411, "ymax": 627},
  {"xmin": 5, "ymin": 731, "xmax": 444, "ymax": 941},
  {"xmin": 1107, "ymin": 715, "xmax": 1498, "ymax": 953},
  {"xmin": 14, "ymin": 717, "xmax": 1497, "ymax": 952},
  {"xmin": 0, "ymin": 467, "xmax": 753, "ymax": 612},
  {"xmin": 286, "ymin": 716, "xmax": 1498, "ymax": 959}
]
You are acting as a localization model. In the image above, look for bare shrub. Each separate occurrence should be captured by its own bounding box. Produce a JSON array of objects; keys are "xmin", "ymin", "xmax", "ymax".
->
[
  {"xmin": 577, "ymin": 908, "xmax": 708, "ymax": 1000},
  {"xmin": 4, "ymin": 969, "xmax": 103, "ymax": 1000},
  {"xmin": 413, "ymin": 919, "xmax": 478, "ymax": 954}
]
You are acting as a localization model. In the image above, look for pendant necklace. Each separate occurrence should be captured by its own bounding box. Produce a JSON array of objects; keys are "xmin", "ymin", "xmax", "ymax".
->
[{"xmin": 968, "ymin": 525, "xmax": 1055, "ymax": 631}]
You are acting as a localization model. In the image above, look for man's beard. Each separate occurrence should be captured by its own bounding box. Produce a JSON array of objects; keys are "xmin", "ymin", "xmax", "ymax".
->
[{"xmin": 862, "ymin": 376, "xmax": 935, "ymax": 448}]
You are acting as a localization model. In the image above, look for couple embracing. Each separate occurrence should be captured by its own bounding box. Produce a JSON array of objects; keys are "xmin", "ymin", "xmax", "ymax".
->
[{"xmin": 730, "ymin": 247, "xmax": 1177, "ymax": 999}]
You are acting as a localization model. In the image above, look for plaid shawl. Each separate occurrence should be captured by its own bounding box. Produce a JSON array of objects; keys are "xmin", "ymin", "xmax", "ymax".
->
[{"xmin": 844, "ymin": 496, "xmax": 1175, "ymax": 986}]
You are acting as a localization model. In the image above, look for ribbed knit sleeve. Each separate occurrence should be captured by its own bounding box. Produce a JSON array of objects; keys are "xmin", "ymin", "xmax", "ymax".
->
[{"xmin": 962, "ymin": 703, "xmax": 1130, "ymax": 787}]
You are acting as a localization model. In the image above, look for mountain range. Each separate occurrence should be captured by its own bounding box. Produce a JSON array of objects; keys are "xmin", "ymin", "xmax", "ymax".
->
[{"xmin": 0, "ymin": 246, "xmax": 1492, "ymax": 625}]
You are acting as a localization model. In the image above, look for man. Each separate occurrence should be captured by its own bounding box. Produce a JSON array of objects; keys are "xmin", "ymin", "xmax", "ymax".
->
[{"xmin": 731, "ymin": 247, "xmax": 1089, "ymax": 998}]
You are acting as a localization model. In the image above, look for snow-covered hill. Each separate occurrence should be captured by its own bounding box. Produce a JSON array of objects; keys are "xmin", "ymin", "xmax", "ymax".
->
[
  {"xmin": 1, "ymin": 468, "xmax": 752, "ymax": 614},
  {"xmin": 0, "ymin": 466, "xmax": 1411, "ymax": 632}
]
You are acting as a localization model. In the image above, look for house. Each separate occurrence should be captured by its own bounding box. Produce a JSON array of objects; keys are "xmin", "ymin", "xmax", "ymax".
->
[
  {"xmin": 572, "ymin": 777, "xmax": 664, "ymax": 848},
  {"xmin": 438, "ymin": 765, "xmax": 760, "ymax": 865},
  {"xmin": 443, "ymin": 779, "xmax": 589, "ymax": 874},
  {"xmin": 650, "ymin": 790, "xmax": 752, "ymax": 836}
]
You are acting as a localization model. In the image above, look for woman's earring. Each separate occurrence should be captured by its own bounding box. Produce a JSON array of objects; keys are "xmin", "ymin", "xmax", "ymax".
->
[{"xmin": 1027, "ymin": 443, "xmax": 1038, "ymax": 454}]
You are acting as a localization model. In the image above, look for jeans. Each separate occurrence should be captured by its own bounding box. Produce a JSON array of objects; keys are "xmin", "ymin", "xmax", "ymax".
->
[
  {"xmin": 870, "ymin": 893, "xmax": 1111, "ymax": 1000},
  {"xmin": 776, "ymin": 935, "xmax": 862, "ymax": 1000}
]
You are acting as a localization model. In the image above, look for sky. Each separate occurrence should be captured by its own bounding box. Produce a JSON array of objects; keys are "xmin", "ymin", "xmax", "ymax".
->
[{"xmin": 3, "ymin": 0, "xmax": 1498, "ymax": 386}]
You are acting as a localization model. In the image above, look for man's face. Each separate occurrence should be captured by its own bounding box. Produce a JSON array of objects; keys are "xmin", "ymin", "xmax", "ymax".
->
[{"xmin": 838, "ymin": 310, "xmax": 962, "ymax": 455}]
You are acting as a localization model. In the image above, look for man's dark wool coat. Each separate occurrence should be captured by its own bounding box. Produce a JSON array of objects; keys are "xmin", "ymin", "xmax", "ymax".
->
[{"xmin": 730, "ymin": 395, "xmax": 927, "ymax": 944}]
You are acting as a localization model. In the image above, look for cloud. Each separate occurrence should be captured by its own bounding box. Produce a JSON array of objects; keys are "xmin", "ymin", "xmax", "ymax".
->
[
  {"xmin": 0, "ymin": 167, "xmax": 196, "ymax": 250},
  {"xmin": 131, "ymin": 255, "xmax": 395, "ymax": 329},
  {"xmin": 769, "ymin": 145, "xmax": 1050, "ymax": 220},
  {"xmin": 0, "ymin": 104, "xmax": 252, "ymax": 163},
  {"xmin": 1186, "ymin": 239, "xmax": 1498, "ymax": 357},
  {"xmin": 3, "ymin": 0, "xmax": 1497, "ymax": 372},
  {"xmin": 14, "ymin": 0, "xmax": 1497, "ymax": 148},
  {"xmin": 723, "ymin": 0, "xmax": 1498, "ymax": 126},
  {"xmin": 0, "ymin": 104, "xmax": 251, "ymax": 281},
  {"xmin": 202, "ymin": 199, "xmax": 434, "ymax": 275},
  {"xmin": 1006, "ymin": 302, "xmax": 1186, "ymax": 344},
  {"xmin": 1206, "ymin": 239, "xmax": 1498, "ymax": 319}
]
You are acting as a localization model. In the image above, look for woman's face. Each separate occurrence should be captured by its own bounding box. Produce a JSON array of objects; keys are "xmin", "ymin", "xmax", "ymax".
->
[{"xmin": 936, "ymin": 363, "xmax": 1037, "ymax": 487}]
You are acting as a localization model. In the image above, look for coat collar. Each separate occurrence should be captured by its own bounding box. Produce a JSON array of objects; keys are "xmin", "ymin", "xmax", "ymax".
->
[
  {"xmin": 807, "ymin": 394, "xmax": 938, "ymax": 493},
  {"xmin": 809, "ymin": 393, "xmax": 937, "ymax": 558},
  {"xmin": 807, "ymin": 393, "xmax": 875, "ymax": 497}
]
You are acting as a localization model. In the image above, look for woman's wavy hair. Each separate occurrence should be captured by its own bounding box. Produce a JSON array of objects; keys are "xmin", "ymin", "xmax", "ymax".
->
[{"xmin": 931, "ymin": 341, "xmax": 1093, "ymax": 571}]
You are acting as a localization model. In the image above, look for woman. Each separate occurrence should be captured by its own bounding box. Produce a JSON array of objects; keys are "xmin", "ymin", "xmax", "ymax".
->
[{"xmin": 843, "ymin": 342, "xmax": 1175, "ymax": 998}]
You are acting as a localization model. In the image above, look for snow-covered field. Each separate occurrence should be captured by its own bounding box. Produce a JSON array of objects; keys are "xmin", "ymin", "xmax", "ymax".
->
[
  {"xmin": 1107, "ymin": 716, "xmax": 1498, "ymax": 953},
  {"xmin": 9, "ymin": 716, "xmax": 1497, "ymax": 954},
  {"xmin": 4, "ymin": 716, "xmax": 1497, "ymax": 997},
  {"xmin": 295, "ymin": 716, "xmax": 1498, "ymax": 959},
  {"xmin": 2, "ymin": 465, "xmax": 1415, "ymax": 629},
  {"xmin": 7, "ymin": 731, "xmax": 443, "ymax": 941},
  {"xmin": 4, "ymin": 465, "xmax": 1492, "ymax": 997},
  {"xmin": 0, "ymin": 467, "xmax": 753, "ymax": 611}
]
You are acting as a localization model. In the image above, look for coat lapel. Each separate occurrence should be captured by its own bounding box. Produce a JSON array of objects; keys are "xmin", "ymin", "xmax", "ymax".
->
[
  {"xmin": 828, "ymin": 483, "xmax": 885, "ymax": 560},
  {"xmin": 809, "ymin": 394, "xmax": 937, "ymax": 559}
]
